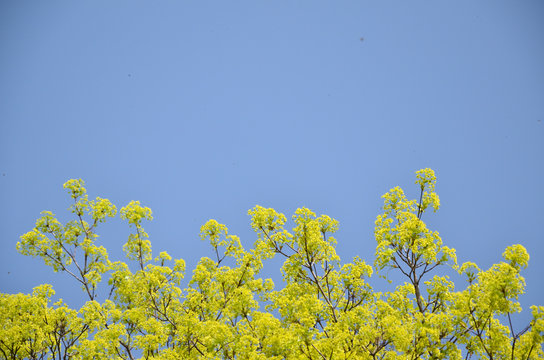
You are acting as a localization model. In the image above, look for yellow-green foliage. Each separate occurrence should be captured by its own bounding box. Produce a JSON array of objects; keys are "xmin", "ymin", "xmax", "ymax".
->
[{"xmin": 4, "ymin": 170, "xmax": 542, "ymax": 359}]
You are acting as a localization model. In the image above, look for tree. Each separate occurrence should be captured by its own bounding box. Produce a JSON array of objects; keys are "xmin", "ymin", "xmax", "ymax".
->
[{"xmin": 2, "ymin": 169, "xmax": 542, "ymax": 359}]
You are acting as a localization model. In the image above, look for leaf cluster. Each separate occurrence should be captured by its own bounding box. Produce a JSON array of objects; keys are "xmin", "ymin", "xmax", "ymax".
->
[{"xmin": 3, "ymin": 170, "xmax": 543, "ymax": 359}]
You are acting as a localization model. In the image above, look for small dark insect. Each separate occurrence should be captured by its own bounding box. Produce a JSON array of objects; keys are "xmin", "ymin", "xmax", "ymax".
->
[{"xmin": 359, "ymin": 37, "xmax": 364, "ymax": 42}]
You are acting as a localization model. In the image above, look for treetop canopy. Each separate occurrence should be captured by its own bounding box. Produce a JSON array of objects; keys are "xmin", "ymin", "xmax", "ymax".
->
[{"xmin": 2, "ymin": 169, "xmax": 543, "ymax": 360}]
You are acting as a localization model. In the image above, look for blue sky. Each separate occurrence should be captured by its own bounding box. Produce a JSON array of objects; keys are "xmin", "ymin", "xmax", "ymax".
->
[{"xmin": 1, "ymin": 0, "xmax": 543, "ymax": 328}]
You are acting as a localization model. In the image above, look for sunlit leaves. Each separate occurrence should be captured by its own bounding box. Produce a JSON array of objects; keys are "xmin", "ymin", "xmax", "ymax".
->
[
  {"xmin": 503, "ymin": 243, "xmax": 530, "ymax": 271},
  {"xmin": 3, "ymin": 171, "xmax": 543, "ymax": 360}
]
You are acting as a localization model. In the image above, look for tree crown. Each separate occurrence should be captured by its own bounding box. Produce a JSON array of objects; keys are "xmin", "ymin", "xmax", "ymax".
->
[{"xmin": 3, "ymin": 169, "xmax": 543, "ymax": 360}]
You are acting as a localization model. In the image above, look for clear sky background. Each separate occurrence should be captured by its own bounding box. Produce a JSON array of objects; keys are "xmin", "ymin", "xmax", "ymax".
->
[{"xmin": 1, "ymin": 1, "xmax": 543, "ymax": 329}]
